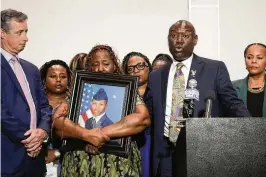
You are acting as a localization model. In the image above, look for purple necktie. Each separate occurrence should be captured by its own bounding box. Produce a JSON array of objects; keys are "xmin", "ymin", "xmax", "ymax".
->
[{"xmin": 11, "ymin": 57, "xmax": 37, "ymax": 129}]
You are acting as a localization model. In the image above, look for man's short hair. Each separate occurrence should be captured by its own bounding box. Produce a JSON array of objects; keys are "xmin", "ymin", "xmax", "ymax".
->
[{"xmin": 1, "ymin": 9, "xmax": 28, "ymax": 32}]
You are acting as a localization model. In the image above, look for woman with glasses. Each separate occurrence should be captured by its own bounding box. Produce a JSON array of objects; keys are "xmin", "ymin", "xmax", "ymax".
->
[
  {"xmin": 122, "ymin": 52, "xmax": 152, "ymax": 177},
  {"xmin": 58, "ymin": 45, "xmax": 150, "ymax": 177},
  {"xmin": 122, "ymin": 52, "xmax": 152, "ymax": 97}
]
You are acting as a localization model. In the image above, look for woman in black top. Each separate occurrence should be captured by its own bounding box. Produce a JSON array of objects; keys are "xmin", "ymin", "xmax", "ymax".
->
[{"xmin": 233, "ymin": 43, "xmax": 266, "ymax": 117}]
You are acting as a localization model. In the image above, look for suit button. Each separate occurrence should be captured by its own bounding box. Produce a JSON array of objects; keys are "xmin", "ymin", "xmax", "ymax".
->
[{"xmin": 25, "ymin": 107, "xmax": 30, "ymax": 112}]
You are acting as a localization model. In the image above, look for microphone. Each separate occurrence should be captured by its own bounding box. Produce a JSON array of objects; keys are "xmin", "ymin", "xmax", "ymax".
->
[
  {"xmin": 183, "ymin": 98, "xmax": 195, "ymax": 118},
  {"xmin": 183, "ymin": 87, "xmax": 199, "ymax": 118},
  {"xmin": 204, "ymin": 90, "xmax": 216, "ymax": 118}
]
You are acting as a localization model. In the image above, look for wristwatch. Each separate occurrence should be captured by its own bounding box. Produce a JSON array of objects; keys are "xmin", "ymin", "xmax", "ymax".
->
[
  {"xmin": 43, "ymin": 136, "xmax": 49, "ymax": 144},
  {"xmin": 54, "ymin": 149, "xmax": 61, "ymax": 159},
  {"xmin": 43, "ymin": 133, "xmax": 49, "ymax": 144}
]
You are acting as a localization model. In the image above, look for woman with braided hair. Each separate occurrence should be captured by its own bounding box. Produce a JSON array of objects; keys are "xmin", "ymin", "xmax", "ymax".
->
[{"xmin": 122, "ymin": 52, "xmax": 152, "ymax": 177}]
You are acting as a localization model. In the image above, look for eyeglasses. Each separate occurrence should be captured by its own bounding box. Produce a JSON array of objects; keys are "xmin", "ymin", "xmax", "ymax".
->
[{"xmin": 127, "ymin": 62, "xmax": 148, "ymax": 73}]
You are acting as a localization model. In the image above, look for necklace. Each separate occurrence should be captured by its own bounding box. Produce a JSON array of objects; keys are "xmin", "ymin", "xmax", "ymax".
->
[{"xmin": 248, "ymin": 82, "xmax": 265, "ymax": 94}]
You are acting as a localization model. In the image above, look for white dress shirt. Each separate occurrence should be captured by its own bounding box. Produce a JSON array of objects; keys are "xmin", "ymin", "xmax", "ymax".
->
[
  {"xmin": 94, "ymin": 112, "xmax": 106, "ymax": 123},
  {"xmin": 164, "ymin": 54, "xmax": 193, "ymax": 137},
  {"xmin": 1, "ymin": 48, "xmax": 20, "ymax": 71}
]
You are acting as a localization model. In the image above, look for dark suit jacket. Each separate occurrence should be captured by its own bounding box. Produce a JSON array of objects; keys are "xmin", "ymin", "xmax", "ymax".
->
[
  {"xmin": 85, "ymin": 113, "xmax": 113, "ymax": 129},
  {"xmin": 1, "ymin": 55, "xmax": 52, "ymax": 177},
  {"xmin": 145, "ymin": 54, "xmax": 250, "ymax": 177},
  {"xmin": 233, "ymin": 75, "xmax": 266, "ymax": 117}
]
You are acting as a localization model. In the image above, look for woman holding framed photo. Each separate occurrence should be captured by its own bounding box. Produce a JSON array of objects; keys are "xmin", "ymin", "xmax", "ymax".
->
[{"xmin": 54, "ymin": 45, "xmax": 150, "ymax": 177}]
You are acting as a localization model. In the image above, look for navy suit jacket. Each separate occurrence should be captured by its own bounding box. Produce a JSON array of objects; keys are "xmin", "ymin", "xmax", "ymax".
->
[
  {"xmin": 1, "ymin": 55, "xmax": 52, "ymax": 177},
  {"xmin": 85, "ymin": 113, "xmax": 113, "ymax": 129},
  {"xmin": 145, "ymin": 54, "xmax": 250, "ymax": 176}
]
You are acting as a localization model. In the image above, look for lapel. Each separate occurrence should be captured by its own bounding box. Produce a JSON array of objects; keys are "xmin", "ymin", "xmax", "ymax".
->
[
  {"xmin": 235, "ymin": 76, "xmax": 248, "ymax": 106},
  {"xmin": 1, "ymin": 54, "xmax": 27, "ymax": 102},
  {"xmin": 19, "ymin": 59, "xmax": 38, "ymax": 105},
  {"xmin": 97, "ymin": 114, "xmax": 107, "ymax": 127},
  {"xmin": 161, "ymin": 65, "xmax": 171, "ymax": 113},
  {"xmin": 86, "ymin": 118, "xmax": 94, "ymax": 129},
  {"xmin": 187, "ymin": 54, "xmax": 205, "ymax": 116},
  {"xmin": 235, "ymin": 75, "xmax": 266, "ymax": 117}
]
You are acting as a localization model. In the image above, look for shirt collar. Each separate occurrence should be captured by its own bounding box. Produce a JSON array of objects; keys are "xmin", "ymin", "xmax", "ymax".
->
[
  {"xmin": 1, "ymin": 48, "xmax": 20, "ymax": 62},
  {"xmin": 172, "ymin": 53, "xmax": 193, "ymax": 69},
  {"xmin": 94, "ymin": 112, "xmax": 106, "ymax": 122}
]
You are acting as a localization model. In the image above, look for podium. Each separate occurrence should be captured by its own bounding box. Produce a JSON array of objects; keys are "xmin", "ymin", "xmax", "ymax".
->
[{"xmin": 185, "ymin": 118, "xmax": 266, "ymax": 177}]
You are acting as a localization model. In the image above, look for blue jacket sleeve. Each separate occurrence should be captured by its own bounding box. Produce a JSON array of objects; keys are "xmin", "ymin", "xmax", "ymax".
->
[
  {"xmin": 216, "ymin": 61, "xmax": 250, "ymax": 117},
  {"xmin": 34, "ymin": 67, "xmax": 52, "ymax": 133},
  {"xmin": 143, "ymin": 75, "xmax": 153, "ymax": 119},
  {"xmin": 1, "ymin": 98, "xmax": 28, "ymax": 143}
]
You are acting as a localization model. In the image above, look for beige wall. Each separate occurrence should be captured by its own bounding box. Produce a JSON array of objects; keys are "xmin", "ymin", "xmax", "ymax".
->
[
  {"xmin": 1, "ymin": 0, "xmax": 188, "ymax": 68},
  {"xmin": 2, "ymin": 0, "xmax": 266, "ymax": 80},
  {"xmin": 189, "ymin": 0, "xmax": 266, "ymax": 80}
]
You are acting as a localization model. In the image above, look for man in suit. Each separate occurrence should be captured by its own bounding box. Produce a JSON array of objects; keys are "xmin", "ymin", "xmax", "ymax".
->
[
  {"xmin": 85, "ymin": 88, "xmax": 113, "ymax": 129},
  {"xmin": 145, "ymin": 20, "xmax": 250, "ymax": 177},
  {"xmin": 1, "ymin": 9, "xmax": 52, "ymax": 177}
]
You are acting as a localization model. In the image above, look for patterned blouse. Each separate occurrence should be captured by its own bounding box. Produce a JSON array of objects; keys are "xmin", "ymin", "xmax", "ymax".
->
[{"xmin": 60, "ymin": 94, "xmax": 145, "ymax": 177}]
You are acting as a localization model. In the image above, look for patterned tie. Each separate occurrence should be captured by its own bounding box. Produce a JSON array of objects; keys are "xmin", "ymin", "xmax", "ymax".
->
[
  {"xmin": 11, "ymin": 57, "xmax": 37, "ymax": 129},
  {"xmin": 169, "ymin": 63, "xmax": 185, "ymax": 144}
]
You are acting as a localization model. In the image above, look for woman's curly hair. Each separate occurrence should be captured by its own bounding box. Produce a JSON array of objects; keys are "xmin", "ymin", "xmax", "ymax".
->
[
  {"xmin": 86, "ymin": 44, "xmax": 122, "ymax": 74},
  {"xmin": 39, "ymin": 59, "xmax": 72, "ymax": 94}
]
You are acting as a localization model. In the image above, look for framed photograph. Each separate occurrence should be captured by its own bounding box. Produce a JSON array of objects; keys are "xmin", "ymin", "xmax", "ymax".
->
[{"xmin": 63, "ymin": 71, "xmax": 138, "ymax": 157}]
